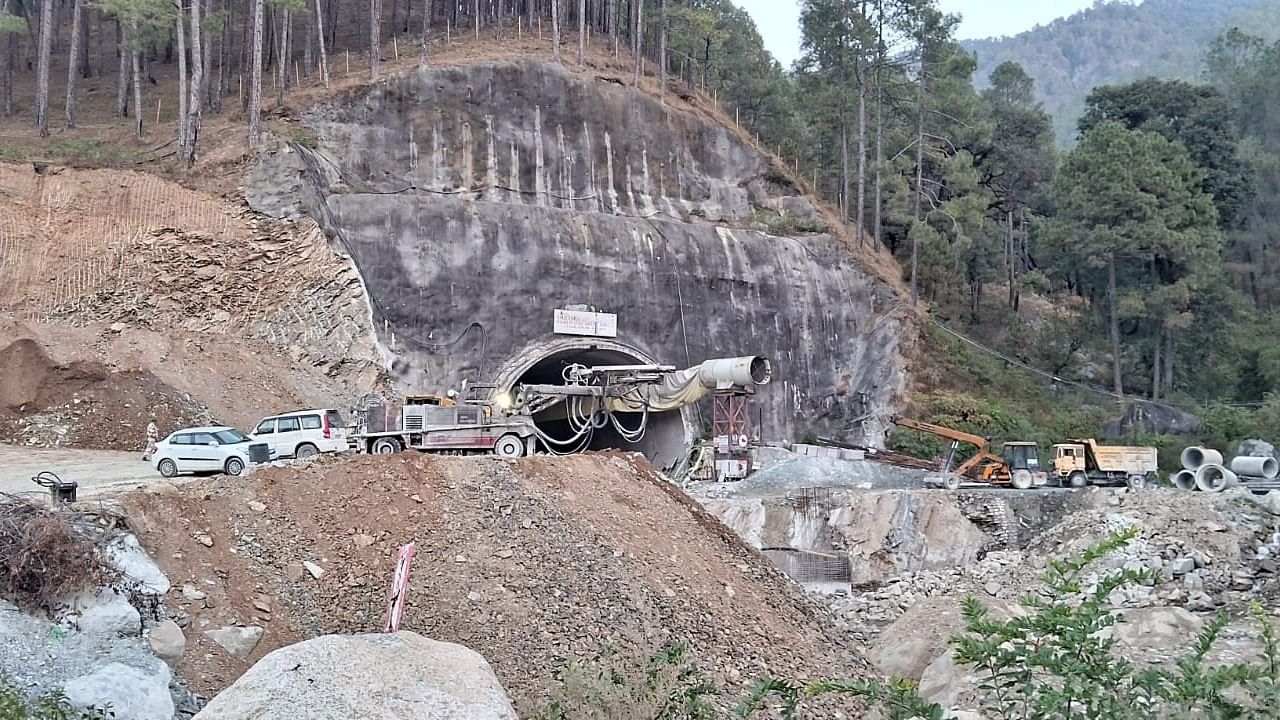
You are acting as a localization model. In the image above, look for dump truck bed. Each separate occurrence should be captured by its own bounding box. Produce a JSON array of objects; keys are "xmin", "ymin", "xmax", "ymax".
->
[{"xmin": 1087, "ymin": 442, "xmax": 1158, "ymax": 475}]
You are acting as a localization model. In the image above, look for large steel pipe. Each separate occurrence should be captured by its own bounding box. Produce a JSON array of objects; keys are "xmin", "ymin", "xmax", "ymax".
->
[
  {"xmin": 1229, "ymin": 455, "xmax": 1279, "ymax": 479},
  {"xmin": 1195, "ymin": 464, "xmax": 1237, "ymax": 493},
  {"xmin": 1181, "ymin": 447, "xmax": 1223, "ymax": 471},
  {"xmin": 1172, "ymin": 469, "xmax": 1197, "ymax": 491},
  {"xmin": 697, "ymin": 356, "xmax": 773, "ymax": 389}
]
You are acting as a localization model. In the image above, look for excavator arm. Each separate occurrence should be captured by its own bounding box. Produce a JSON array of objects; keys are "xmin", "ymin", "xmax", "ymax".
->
[{"xmin": 889, "ymin": 416, "xmax": 1001, "ymax": 479}]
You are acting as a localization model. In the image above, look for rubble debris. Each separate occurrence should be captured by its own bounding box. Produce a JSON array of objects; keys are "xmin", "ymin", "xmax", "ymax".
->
[
  {"xmin": 148, "ymin": 618, "xmax": 187, "ymax": 665},
  {"xmin": 204, "ymin": 625, "xmax": 265, "ymax": 659},
  {"xmin": 120, "ymin": 453, "xmax": 869, "ymax": 711},
  {"xmin": 62, "ymin": 660, "xmax": 175, "ymax": 720}
]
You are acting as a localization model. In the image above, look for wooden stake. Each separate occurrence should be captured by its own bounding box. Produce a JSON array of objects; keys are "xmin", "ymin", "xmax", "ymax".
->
[
  {"xmin": 238, "ymin": 75, "xmax": 243, "ymax": 104},
  {"xmin": 518, "ymin": 16, "xmax": 522, "ymax": 40},
  {"xmin": 393, "ymin": 36, "xmax": 399, "ymax": 61},
  {"xmin": 155, "ymin": 97, "xmax": 162, "ymax": 124},
  {"xmin": 346, "ymin": 50, "xmax": 350, "ymax": 75},
  {"xmin": 538, "ymin": 16, "xmax": 542, "ymax": 40},
  {"xmin": 295, "ymin": 62, "xmax": 300, "ymax": 87},
  {"xmin": 735, "ymin": 107, "xmax": 739, "ymax": 126}
]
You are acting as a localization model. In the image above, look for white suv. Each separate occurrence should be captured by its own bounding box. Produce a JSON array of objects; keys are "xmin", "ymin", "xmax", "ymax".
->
[{"xmin": 251, "ymin": 409, "xmax": 350, "ymax": 459}]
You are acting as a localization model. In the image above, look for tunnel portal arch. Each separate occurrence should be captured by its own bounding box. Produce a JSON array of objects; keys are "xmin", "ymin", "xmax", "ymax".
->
[{"xmin": 492, "ymin": 336, "xmax": 696, "ymax": 473}]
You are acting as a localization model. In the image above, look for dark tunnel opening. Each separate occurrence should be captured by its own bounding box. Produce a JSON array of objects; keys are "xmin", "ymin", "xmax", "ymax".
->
[{"xmin": 512, "ymin": 346, "xmax": 689, "ymax": 473}]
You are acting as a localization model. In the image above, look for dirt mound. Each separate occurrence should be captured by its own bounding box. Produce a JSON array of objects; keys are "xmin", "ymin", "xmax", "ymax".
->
[
  {"xmin": 0, "ymin": 338, "xmax": 207, "ymax": 450},
  {"xmin": 120, "ymin": 453, "xmax": 869, "ymax": 713}
]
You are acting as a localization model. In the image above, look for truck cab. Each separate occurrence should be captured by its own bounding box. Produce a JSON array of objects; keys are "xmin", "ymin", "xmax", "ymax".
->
[{"xmin": 1052, "ymin": 442, "xmax": 1087, "ymax": 478}]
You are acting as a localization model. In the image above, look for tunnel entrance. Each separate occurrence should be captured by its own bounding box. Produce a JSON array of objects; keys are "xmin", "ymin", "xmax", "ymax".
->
[{"xmin": 497, "ymin": 340, "xmax": 693, "ymax": 473}]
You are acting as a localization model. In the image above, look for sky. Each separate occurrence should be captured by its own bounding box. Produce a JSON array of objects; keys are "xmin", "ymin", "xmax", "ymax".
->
[{"xmin": 736, "ymin": 0, "xmax": 1099, "ymax": 68}]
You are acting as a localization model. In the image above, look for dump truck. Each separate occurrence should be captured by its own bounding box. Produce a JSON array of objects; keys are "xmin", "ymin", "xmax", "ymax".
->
[
  {"xmin": 890, "ymin": 416, "xmax": 1048, "ymax": 491},
  {"xmin": 1050, "ymin": 439, "xmax": 1158, "ymax": 489}
]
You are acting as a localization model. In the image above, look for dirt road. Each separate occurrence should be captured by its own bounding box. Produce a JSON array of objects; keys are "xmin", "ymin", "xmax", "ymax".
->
[{"xmin": 0, "ymin": 444, "xmax": 160, "ymax": 498}]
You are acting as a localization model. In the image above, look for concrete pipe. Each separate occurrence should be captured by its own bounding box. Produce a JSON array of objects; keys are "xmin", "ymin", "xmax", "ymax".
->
[
  {"xmin": 1181, "ymin": 447, "xmax": 1224, "ymax": 471},
  {"xmin": 1172, "ymin": 469, "xmax": 1198, "ymax": 492},
  {"xmin": 1195, "ymin": 464, "xmax": 1237, "ymax": 493},
  {"xmin": 1229, "ymin": 455, "xmax": 1279, "ymax": 480}
]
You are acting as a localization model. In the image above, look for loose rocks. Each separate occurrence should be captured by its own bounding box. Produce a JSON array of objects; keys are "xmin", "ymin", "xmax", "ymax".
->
[
  {"xmin": 63, "ymin": 661, "xmax": 175, "ymax": 720},
  {"xmin": 192, "ymin": 632, "xmax": 518, "ymax": 720},
  {"xmin": 204, "ymin": 625, "xmax": 265, "ymax": 659}
]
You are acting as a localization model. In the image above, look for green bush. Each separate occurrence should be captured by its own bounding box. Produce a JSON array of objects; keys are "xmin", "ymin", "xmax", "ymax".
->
[
  {"xmin": 952, "ymin": 526, "xmax": 1280, "ymax": 719},
  {"xmin": 537, "ymin": 530, "xmax": 1280, "ymax": 720},
  {"xmin": 0, "ymin": 676, "xmax": 113, "ymax": 720}
]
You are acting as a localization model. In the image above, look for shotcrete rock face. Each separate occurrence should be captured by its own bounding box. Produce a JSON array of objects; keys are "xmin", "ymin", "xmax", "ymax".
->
[{"xmin": 248, "ymin": 59, "xmax": 909, "ymax": 456}]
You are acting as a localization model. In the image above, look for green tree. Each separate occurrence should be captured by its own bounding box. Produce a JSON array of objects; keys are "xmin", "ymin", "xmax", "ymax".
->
[
  {"xmin": 976, "ymin": 62, "xmax": 1056, "ymax": 312},
  {"xmin": 1050, "ymin": 121, "xmax": 1222, "ymax": 398},
  {"xmin": 1080, "ymin": 78, "xmax": 1252, "ymax": 229}
]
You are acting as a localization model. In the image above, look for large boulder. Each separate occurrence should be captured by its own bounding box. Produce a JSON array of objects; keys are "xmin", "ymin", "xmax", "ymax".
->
[
  {"xmin": 192, "ymin": 632, "xmax": 518, "ymax": 720},
  {"xmin": 148, "ymin": 618, "xmax": 187, "ymax": 665},
  {"xmin": 1237, "ymin": 439, "xmax": 1277, "ymax": 459},
  {"xmin": 1103, "ymin": 401, "xmax": 1201, "ymax": 438},
  {"xmin": 62, "ymin": 660, "xmax": 174, "ymax": 720},
  {"xmin": 58, "ymin": 589, "xmax": 140, "ymax": 637},
  {"xmin": 106, "ymin": 534, "xmax": 171, "ymax": 596}
]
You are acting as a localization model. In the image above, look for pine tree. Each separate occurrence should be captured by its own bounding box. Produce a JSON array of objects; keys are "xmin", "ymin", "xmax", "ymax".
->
[
  {"xmin": 65, "ymin": 0, "xmax": 85, "ymax": 129},
  {"xmin": 35, "ymin": 0, "xmax": 54, "ymax": 137}
]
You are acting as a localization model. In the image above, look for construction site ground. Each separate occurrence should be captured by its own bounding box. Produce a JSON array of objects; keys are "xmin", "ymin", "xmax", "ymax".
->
[
  {"xmin": 0, "ymin": 444, "xmax": 156, "ymax": 498},
  {"xmin": 115, "ymin": 452, "xmax": 871, "ymax": 716}
]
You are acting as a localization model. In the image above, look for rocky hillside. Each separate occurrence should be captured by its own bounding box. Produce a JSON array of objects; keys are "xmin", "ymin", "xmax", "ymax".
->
[{"xmin": 250, "ymin": 59, "xmax": 911, "ymax": 449}]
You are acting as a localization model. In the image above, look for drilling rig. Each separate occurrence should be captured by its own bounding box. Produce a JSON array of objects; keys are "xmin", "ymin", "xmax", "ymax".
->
[{"xmin": 354, "ymin": 356, "xmax": 772, "ymax": 462}]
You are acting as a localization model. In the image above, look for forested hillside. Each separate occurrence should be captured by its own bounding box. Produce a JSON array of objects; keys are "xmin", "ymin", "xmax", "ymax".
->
[
  {"xmin": 4, "ymin": 0, "xmax": 1280, "ymax": 451},
  {"xmin": 962, "ymin": 0, "xmax": 1280, "ymax": 145}
]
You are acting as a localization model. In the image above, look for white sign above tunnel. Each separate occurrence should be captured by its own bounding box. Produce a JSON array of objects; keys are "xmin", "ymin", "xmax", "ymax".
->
[{"xmin": 553, "ymin": 309, "xmax": 618, "ymax": 338}]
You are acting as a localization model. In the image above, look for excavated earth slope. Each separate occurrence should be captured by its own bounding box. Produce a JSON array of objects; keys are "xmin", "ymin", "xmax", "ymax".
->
[{"xmin": 121, "ymin": 453, "xmax": 870, "ymax": 715}]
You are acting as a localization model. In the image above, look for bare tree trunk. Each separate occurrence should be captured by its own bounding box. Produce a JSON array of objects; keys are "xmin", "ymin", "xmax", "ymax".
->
[
  {"xmin": 631, "ymin": 0, "xmax": 642, "ymax": 86},
  {"xmin": 1108, "ymin": 252, "xmax": 1124, "ymax": 397},
  {"xmin": 201, "ymin": 11, "xmax": 212, "ymax": 108},
  {"xmin": 576, "ymin": 0, "xmax": 584, "ymax": 66},
  {"xmin": 303, "ymin": 7, "xmax": 313, "ymax": 73},
  {"xmin": 1163, "ymin": 328, "xmax": 1173, "ymax": 395},
  {"xmin": 419, "ymin": 0, "xmax": 431, "ymax": 66},
  {"xmin": 115, "ymin": 20, "xmax": 129, "ymax": 117},
  {"xmin": 276, "ymin": 9, "xmax": 290, "ymax": 106},
  {"xmin": 80, "ymin": 5, "xmax": 92, "ymax": 77},
  {"xmin": 657, "ymin": 0, "xmax": 666, "ymax": 102},
  {"xmin": 606, "ymin": 0, "xmax": 615, "ymax": 57},
  {"xmin": 550, "ymin": 0, "xmax": 560, "ymax": 61},
  {"xmin": 1152, "ymin": 321, "xmax": 1162, "ymax": 401},
  {"xmin": 183, "ymin": 0, "xmax": 204, "ymax": 167},
  {"xmin": 370, "ymin": 0, "xmax": 382, "ymax": 77},
  {"xmin": 855, "ymin": 51, "xmax": 866, "ymax": 244},
  {"xmin": 473, "ymin": 0, "xmax": 479, "ymax": 38},
  {"xmin": 249, "ymin": 0, "xmax": 265, "ymax": 144},
  {"xmin": 873, "ymin": 0, "xmax": 884, "ymax": 247},
  {"xmin": 1007, "ymin": 210, "xmax": 1016, "ymax": 308},
  {"xmin": 131, "ymin": 42, "xmax": 143, "ymax": 137},
  {"xmin": 317, "ymin": 0, "xmax": 332, "ymax": 82},
  {"xmin": 217, "ymin": 0, "xmax": 228, "ymax": 111},
  {"xmin": 909, "ymin": 55, "xmax": 926, "ymax": 305},
  {"xmin": 177, "ymin": 0, "xmax": 190, "ymax": 150},
  {"xmin": 2, "ymin": 0, "xmax": 14, "ymax": 117},
  {"xmin": 840, "ymin": 121, "xmax": 850, "ymax": 222},
  {"xmin": 64, "ymin": 0, "xmax": 84, "ymax": 128},
  {"xmin": 35, "ymin": 0, "xmax": 53, "ymax": 136}
]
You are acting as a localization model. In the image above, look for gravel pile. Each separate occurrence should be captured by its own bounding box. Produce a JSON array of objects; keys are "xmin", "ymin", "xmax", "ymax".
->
[{"xmin": 122, "ymin": 453, "xmax": 874, "ymax": 716}]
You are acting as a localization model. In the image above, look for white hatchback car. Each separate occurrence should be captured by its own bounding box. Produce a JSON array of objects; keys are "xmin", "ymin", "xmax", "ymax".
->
[
  {"xmin": 152, "ymin": 426, "xmax": 262, "ymax": 478},
  {"xmin": 251, "ymin": 409, "xmax": 350, "ymax": 459}
]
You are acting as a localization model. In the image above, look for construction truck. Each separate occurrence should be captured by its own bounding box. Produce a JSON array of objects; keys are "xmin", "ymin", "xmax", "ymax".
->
[
  {"xmin": 890, "ymin": 416, "xmax": 1048, "ymax": 491},
  {"xmin": 353, "ymin": 356, "xmax": 771, "ymax": 458},
  {"xmin": 1050, "ymin": 439, "xmax": 1158, "ymax": 489}
]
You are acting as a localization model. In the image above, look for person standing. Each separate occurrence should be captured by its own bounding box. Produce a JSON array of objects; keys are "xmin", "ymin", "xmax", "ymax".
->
[{"xmin": 143, "ymin": 420, "xmax": 159, "ymax": 461}]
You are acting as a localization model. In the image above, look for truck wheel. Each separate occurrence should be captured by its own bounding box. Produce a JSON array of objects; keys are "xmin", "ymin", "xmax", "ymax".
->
[
  {"xmin": 1126, "ymin": 474, "xmax": 1146, "ymax": 490},
  {"xmin": 942, "ymin": 473, "xmax": 960, "ymax": 491},
  {"xmin": 1069, "ymin": 471, "xmax": 1088, "ymax": 488},
  {"xmin": 371, "ymin": 438, "xmax": 402, "ymax": 455},
  {"xmin": 494, "ymin": 434, "xmax": 524, "ymax": 459},
  {"xmin": 1145, "ymin": 472, "xmax": 1159, "ymax": 487},
  {"xmin": 1011, "ymin": 469, "xmax": 1034, "ymax": 490}
]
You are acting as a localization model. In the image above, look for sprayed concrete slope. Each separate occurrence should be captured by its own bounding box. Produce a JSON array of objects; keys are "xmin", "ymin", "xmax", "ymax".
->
[{"xmin": 249, "ymin": 59, "xmax": 910, "ymax": 447}]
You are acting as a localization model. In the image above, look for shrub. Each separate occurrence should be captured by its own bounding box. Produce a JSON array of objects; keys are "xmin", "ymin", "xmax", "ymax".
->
[
  {"xmin": 0, "ymin": 675, "xmax": 113, "ymax": 720},
  {"xmin": 0, "ymin": 494, "xmax": 120, "ymax": 612}
]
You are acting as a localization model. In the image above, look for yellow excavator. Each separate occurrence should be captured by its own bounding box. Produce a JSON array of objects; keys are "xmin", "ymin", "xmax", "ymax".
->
[{"xmin": 889, "ymin": 416, "xmax": 1047, "ymax": 491}]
